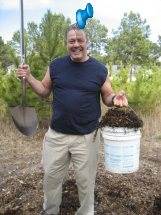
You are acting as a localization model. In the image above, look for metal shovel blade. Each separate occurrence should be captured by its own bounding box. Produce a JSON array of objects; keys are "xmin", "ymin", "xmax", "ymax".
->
[{"xmin": 11, "ymin": 106, "xmax": 38, "ymax": 136}]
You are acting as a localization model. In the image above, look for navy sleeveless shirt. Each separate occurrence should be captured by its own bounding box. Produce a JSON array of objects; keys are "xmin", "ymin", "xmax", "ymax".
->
[{"xmin": 49, "ymin": 55, "xmax": 107, "ymax": 135}]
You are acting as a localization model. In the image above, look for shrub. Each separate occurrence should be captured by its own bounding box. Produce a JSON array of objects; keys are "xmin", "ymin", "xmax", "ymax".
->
[{"xmin": 111, "ymin": 66, "xmax": 161, "ymax": 113}]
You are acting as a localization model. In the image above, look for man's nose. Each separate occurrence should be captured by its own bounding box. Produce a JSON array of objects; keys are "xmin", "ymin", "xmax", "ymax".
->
[{"xmin": 73, "ymin": 40, "xmax": 79, "ymax": 46}]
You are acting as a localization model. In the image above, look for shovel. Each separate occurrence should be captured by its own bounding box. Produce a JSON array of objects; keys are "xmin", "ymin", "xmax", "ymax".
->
[{"xmin": 10, "ymin": 0, "xmax": 38, "ymax": 136}]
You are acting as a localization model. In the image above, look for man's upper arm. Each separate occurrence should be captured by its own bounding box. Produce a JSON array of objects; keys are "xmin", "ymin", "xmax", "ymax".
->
[{"xmin": 41, "ymin": 67, "xmax": 53, "ymax": 96}]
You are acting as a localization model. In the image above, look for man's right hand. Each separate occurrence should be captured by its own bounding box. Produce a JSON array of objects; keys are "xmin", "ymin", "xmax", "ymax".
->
[{"xmin": 17, "ymin": 64, "xmax": 31, "ymax": 81}]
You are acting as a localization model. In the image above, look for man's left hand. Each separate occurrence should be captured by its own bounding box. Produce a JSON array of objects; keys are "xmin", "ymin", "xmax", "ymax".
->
[{"xmin": 113, "ymin": 91, "xmax": 128, "ymax": 107}]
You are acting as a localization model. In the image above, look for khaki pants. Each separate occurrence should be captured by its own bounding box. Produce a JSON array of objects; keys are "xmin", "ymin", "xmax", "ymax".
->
[{"xmin": 42, "ymin": 127, "xmax": 100, "ymax": 215}]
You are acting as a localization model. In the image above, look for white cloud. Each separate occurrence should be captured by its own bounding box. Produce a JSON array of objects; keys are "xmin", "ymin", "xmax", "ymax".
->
[
  {"xmin": 24, "ymin": 0, "xmax": 53, "ymax": 10},
  {"xmin": 0, "ymin": 0, "xmax": 53, "ymax": 10},
  {"xmin": 0, "ymin": 0, "xmax": 18, "ymax": 10}
]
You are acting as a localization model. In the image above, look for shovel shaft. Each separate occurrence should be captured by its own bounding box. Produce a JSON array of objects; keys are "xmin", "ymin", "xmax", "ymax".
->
[
  {"xmin": 20, "ymin": 0, "xmax": 26, "ymax": 106},
  {"xmin": 20, "ymin": 0, "xmax": 25, "ymax": 64},
  {"xmin": 21, "ymin": 77, "xmax": 26, "ymax": 106}
]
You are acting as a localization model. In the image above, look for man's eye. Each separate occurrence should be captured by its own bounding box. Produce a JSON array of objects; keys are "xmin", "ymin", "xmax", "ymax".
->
[
  {"xmin": 69, "ymin": 41, "xmax": 75, "ymax": 44},
  {"xmin": 78, "ymin": 40, "xmax": 84, "ymax": 43}
]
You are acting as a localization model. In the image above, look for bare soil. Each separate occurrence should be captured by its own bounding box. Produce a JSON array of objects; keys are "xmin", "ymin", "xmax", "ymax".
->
[{"xmin": 0, "ymin": 116, "xmax": 161, "ymax": 215}]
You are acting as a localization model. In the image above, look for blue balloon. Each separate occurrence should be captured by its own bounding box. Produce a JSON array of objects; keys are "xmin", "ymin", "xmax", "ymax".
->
[{"xmin": 76, "ymin": 3, "xmax": 93, "ymax": 29}]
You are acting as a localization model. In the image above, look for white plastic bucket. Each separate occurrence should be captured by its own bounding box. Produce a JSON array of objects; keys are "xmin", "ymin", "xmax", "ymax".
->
[{"xmin": 102, "ymin": 127, "xmax": 141, "ymax": 174}]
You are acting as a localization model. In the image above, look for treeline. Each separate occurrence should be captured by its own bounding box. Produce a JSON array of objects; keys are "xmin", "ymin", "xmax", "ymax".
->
[{"xmin": 0, "ymin": 10, "xmax": 161, "ymax": 119}]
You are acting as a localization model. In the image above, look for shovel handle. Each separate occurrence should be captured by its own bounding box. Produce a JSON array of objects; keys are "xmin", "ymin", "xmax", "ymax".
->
[{"xmin": 21, "ymin": 76, "xmax": 26, "ymax": 106}]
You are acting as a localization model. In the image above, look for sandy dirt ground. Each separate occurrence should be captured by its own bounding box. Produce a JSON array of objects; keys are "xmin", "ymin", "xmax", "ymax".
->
[{"xmin": 0, "ymin": 117, "xmax": 161, "ymax": 215}]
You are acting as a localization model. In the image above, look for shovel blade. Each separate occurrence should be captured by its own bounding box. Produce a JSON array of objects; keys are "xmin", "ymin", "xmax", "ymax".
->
[{"xmin": 10, "ymin": 106, "xmax": 38, "ymax": 136}]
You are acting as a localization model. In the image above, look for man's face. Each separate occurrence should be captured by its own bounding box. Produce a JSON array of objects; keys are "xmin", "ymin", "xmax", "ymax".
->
[{"xmin": 67, "ymin": 29, "xmax": 88, "ymax": 62}]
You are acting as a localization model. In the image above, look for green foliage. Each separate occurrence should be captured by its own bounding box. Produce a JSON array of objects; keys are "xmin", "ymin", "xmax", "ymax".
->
[
  {"xmin": 27, "ymin": 10, "xmax": 70, "ymax": 67},
  {"xmin": 0, "ymin": 68, "xmax": 20, "ymax": 119},
  {"xmin": 129, "ymin": 66, "xmax": 161, "ymax": 111},
  {"xmin": 0, "ymin": 68, "xmax": 51, "ymax": 120},
  {"xmin": 106, "ymin": 11, "xmax": 158, "ymax": 66},
  {"xmin": 0, "ymin": 70, "xmax": 21, "ymax": 106},
  {"xmin": 112, "ymin": 30, "xmax": 152, "ymax": 66},
  {"xmin": 111, "ymin": 67, "xmax": 131, "ymax": 92},
  {"xmin": 0, "ymin": 37, "xmax": 18, "ymax": 70},
  {"xmin": 112, "ymin": 66, "xmax": 161, "ymax": 113},
  {"xmin": 91, "ymin": 53, "xmax": 107, "ymax": 64},
  {"xmin": 9, "ymin": 10, "xmax": 71, "ymax": 79},
  {"xmin": 27, "ymin": 53, "xmax": 47, "ymax": 80},
  {"xmin": 0, "ymin": 98, "xmax": 7, "ymax": 119},
  {"xmin": 117, "ymin": 11, "xmax": 150, "ymax": 37},
  {"xmin": 85, "ymin": 19, "xmax": 108, "ymax": 55}
]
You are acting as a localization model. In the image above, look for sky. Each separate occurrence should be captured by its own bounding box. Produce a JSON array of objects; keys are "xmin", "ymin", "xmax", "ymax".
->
[{"xmin": 0, "ymin": 0, "xmax": 161, "ymax": 43}]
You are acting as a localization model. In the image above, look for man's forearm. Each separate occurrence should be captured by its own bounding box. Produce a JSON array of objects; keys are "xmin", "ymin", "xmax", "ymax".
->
[
  {"xmin": 27, "ymin": 74, "xmax": 50, "ymax": 98},
  {"xmin": 102, "ymin": 93, "xmax": 116, "ymax": 107}
]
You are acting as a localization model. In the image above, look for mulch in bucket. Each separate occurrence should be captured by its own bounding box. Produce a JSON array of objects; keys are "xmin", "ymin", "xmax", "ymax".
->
[{"xmin": 99, "ymin": 106, "xmax": 143, "ymax": 130}]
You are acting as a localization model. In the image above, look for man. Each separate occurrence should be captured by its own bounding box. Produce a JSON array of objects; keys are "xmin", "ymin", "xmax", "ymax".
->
[{"xmin": 17, "ymin": 24, "xmax": 128, "ymax": 215}]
